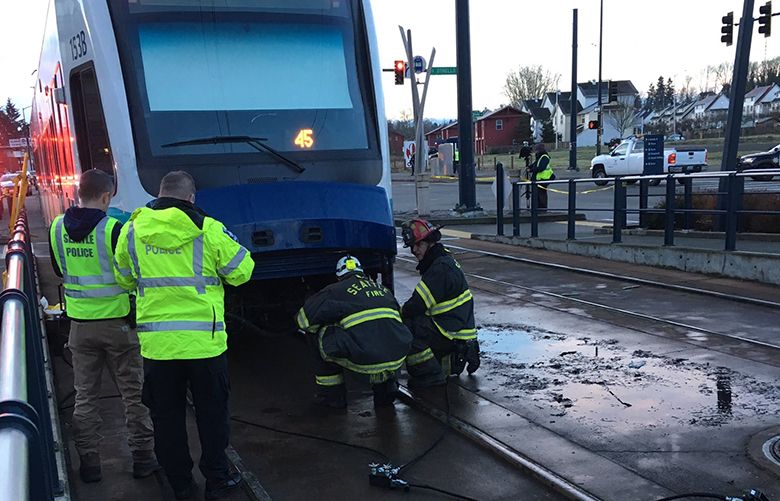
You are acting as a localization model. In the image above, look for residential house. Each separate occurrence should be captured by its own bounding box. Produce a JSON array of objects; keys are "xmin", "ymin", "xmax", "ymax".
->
[
  {"xmin": 692, "ymin": 93, "xmax": 729, "ymax": 128},
  {"xmin": 473, "ymin": 106, "xmax": 531, "ymax": 155},
  {"xmin": 529, "ymin": 107, "xmax": 551, "ymax": 142},
  {"xmin": 745, "ymin": 83, "xmax": 780, "ymax": 122},
  {"xmin": 425, "ymin": 121, "xmax": 459, "ymax": 147},
  {"xmin": 388, "ymin": 129, "xmax": 405, "ymax": 156},
  {"xmin": 577, "ymin": 80, "xmax": 638, "ymax": 109}
]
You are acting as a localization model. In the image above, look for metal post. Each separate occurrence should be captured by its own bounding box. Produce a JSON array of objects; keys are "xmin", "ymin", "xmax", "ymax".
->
[
  {"xmin": 596, "ymin": 0, "xmax": 603, "ymax": 156},
  {"xmin": 725, "ymin": 173, "xmax": 740, "ymax": 251},
  {"xmin": 512, "ymin": 183, "xmax": 520, "ymax": 237},
  {"xmin": 664, "ymin": 175, "xmax": 676, "ymax": 246},
  {"xmin": 496, "ymin": 162, "xmax": 504, "ymax": 236},
  {"xmin": 567, "ymin": 179, "xmax": 577, "ymax": 240},
  {"xmin": 639, "ymin": 179, "xmax": 649, "ymax": 228},
  {"xmin": 613, "ymin": 177, "xmax": 624, "ymax": 243},
  {"xmin": 721, "ymin": 0, "xmax": 755, "ymax": 173},
  {"xmin": 683, "ymin": 177, "xmax": 693, "ymax": 230},
  {"xmin": 530, "ymin": 178, "xmax": 539, "ymax": 238},
  {"xmin": 569, "ymin": 9, "xmax": 578, "ymax": 171},
  {"xmin": 456, "ymin": 0, "xmax": 477, "ymax": 210}
]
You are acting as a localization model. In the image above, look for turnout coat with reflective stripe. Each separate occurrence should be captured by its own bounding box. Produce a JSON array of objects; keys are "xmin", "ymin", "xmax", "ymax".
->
[
  {"xmin": 113, "ymin": 206, "xmax": 254, "ymax": 360},
  {"xmin": 296, "ymin": 274, "xmax": 413, "ymax": 374},
  {"xmin": 402, "ymin": 249, "xmax": 476, "ymax": 340},
  {"xmin": 50, "ymin": 214, "xmax": 130, "ymax": 320}
]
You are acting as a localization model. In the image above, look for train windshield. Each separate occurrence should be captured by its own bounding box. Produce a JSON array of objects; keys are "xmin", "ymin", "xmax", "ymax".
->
[{"xmin": 108, "ymin": 0, "xmax": 381, "ymax": 188}]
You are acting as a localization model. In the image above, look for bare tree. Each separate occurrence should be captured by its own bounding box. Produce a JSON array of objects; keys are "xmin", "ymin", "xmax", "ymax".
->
[
  {"xmin": 606, "ymin": 103, "xmax": 640, "ymax": 137},
  {"xmin": 503, "ymin": 65, "xmax": 560, "ymax": 108}
]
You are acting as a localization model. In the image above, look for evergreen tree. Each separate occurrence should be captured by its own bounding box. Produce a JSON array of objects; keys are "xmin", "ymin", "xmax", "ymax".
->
[
  {"xmin": 646, "ymin": 83, "xmax": 656, "ymax": 111},
  {"xmin": 541, "ymin": 120, "xmax": 556, "ymax": 143},
  {"xmin": 654, "ymin": 76, "xmax": 666, "ymax": 111},
  {"xmin": 4, "ymin": 99, "xmax": 22, "ymax": 127},
  {"xmin": 665, "ymin": 78, "xmax": 675, "ymax": 108}
]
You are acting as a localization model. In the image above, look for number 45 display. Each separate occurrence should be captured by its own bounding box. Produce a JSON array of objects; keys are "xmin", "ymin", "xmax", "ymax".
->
[{"xmin": 294, "ymin": 129, "xmax": 314, "ymax": 149}]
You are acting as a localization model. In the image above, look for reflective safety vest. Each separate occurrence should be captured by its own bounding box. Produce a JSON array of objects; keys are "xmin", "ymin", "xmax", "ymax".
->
[
  {"xmin": 50, "ymin": 215, "xmax": 130, "ymax": 320},
  {"xmin": 113, "ymin": 206, "xmax": 255, "ymax": 360},
  {"xmin": 454, "ymin": 149, "xmax": 460, "ymax": 162},
  {"xmin": 536, "ymin": 153, "xmax": 554, "ymax": 181},
  {"xmin": 296, "ymin": 274, "xmax": 412, "ymax": 375}
]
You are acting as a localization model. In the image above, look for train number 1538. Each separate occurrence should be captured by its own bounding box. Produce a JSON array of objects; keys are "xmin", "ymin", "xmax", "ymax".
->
[{"xmin": 69, "ymin": 31, "xmax": 87, "ymax": 61}]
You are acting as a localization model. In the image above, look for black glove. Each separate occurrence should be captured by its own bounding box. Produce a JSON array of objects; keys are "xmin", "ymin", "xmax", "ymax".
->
[{"xmin": 127, "ymin": 295, "xmax": 137, "ymax": 329}]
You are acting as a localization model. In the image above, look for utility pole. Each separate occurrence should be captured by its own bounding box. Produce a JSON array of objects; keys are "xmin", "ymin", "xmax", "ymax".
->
[
  {"xmin": 596, "ymin": 0, "xmax": 604, "ymax": 155},
  {"xmin": 555, "ymin": 89, "xmax": 560, "ymax": 150},
  {"xmin": 569, "ymin": 9, "xmax": 578, "ymax": 171},
  {"xmin": 399, "ymin": 27, "xmax": 435, "ymax": 216},
  {"xmin": 455, "ymin": 0, "xmax": 479, "ymax": 211},
  {"xmin": 721, "ymin": 0, "xmax": 755, "ymax": 172}
]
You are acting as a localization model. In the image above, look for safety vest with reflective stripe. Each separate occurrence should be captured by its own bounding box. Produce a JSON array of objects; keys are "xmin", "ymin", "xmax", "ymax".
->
[
  {"xmin": 535, "ymin": 153, "xmax": 554, "ymax": 181},
  {"xmin": 113, "ymin": 206, "xmax": 254, "ymax": 360},
  {"xmin": 49, "ymin": 215, "xmax": 130, "ymax": 320},
  {"xmin": 295, "ymin": 274, "xmax": 413, "ymax": 375}
]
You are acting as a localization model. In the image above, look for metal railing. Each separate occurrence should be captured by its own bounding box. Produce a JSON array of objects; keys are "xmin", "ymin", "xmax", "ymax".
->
[
  {"xmin": 0, "ymin": 210, "xmax": 62, "ymax": 500},
  {"xmin": 496, "ymin": 163, "xmax": 780, "ymax": 252}
]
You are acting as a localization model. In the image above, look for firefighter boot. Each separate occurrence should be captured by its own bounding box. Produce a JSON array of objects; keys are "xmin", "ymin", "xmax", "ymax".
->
[
  {"xmin": 79, "ymin": 452, "xmax": 102, "ymax": 483},
  {"xmin": 372, "ymin": 376, "xmax": 399, "ymax": 407},
  {"xmin": 465, "ymin": 340, "xmax": 481, "ymax": 375},
  {"xmin": 314, "ymin": 384, "xmax": 347, "ymax": 409}
]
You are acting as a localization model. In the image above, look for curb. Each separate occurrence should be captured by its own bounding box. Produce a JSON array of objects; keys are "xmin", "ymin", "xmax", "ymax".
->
[
  {"xmin": 593, "ymin": 227, "xmax": 780, "ymax": 243},
  {"xmin": 393, "ymin": 213, "xmax": 586, "ymax": 226}
]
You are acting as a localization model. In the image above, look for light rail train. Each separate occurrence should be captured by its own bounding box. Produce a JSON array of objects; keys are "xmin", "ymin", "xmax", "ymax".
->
[{"xmin": 31, "ymin": 0, "xmax": 395, "ymax": 314}]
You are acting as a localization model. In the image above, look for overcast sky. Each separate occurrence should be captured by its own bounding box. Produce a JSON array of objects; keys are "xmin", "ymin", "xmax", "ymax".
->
[{"xmin": 1, "ymin": 0, "xmax": 778, "ymax": 121}]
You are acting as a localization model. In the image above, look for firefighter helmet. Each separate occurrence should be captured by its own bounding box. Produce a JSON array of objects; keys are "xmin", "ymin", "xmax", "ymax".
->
[
  {"xmin": 401, "ymin": 219, "xmax": 441, "ymax": 248},
  {"xmin": 336, "ymin": 255, "xmax": 363, "ymax": 278}
]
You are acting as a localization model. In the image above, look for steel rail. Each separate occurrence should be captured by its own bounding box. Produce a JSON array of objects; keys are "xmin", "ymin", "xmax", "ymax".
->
[
  {"xmin": 396, "ymin": 255, "xmax": 780, "ymax": 352},
  {"xmin": 0, "ymin": 222, "xmax": 31, "ymax": 501},
  {"xmin": 444, "ymin": 242, "xmax": 780, "ymax": 310}
]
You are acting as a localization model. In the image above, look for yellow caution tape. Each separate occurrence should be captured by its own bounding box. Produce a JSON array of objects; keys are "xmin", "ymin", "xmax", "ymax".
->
[
  {"xmin": 431, "ymin": 175, "xmax": 495, "ymax": 182},
  {"xmin": 515, "ymin": 177, "xmax": 615, "ymax": 195}
]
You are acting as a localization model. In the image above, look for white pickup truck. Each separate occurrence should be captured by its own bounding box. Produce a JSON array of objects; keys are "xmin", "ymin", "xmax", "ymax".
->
[{"xmin": 590, "ymin": 137, "xmax": 708, "ymax": 186}]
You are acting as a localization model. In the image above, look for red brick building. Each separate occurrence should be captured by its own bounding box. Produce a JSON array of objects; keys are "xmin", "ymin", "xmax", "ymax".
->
[
  {"xmin": 474, "ymin": 106, "xmax": 531, "ymax": 155},
  {"xmin": 388, "ymin": 129, "xmax": 405, "ymax": 156}
]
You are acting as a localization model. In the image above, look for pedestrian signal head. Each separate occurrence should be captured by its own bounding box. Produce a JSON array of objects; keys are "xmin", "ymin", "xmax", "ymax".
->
[
  {"xmin": 588, "ymin": 120, "xmax": 600, "ymax": 130},
  {"xmin": 401, "ymin": 219, "xmax": 441, "ymax": 248},
  {"xmin": 336, "ymin": 255, "xmax": 363, "ymax": 278}
]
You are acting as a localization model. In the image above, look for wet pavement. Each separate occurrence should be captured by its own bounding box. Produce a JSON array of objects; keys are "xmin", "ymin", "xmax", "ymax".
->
[{"xmin": 393, "ymin": 244, "xmax": 780, "ymax": 500}]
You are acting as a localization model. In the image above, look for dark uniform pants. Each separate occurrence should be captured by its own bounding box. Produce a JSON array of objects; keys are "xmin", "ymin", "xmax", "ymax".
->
[
  {"xmin": 309, "ymin": 327, "xmax": 394, "ymax": 391},
  {"xmin": 404, "ymin": 316, "xmax": 455, "ymax": 378},
  {"xmin": 534, "ymin": 177, "xmax": 548, "ymax": 209},
  {"xmin": 142, "ymin": 353, "xmax": 231, "ymax": 489}
]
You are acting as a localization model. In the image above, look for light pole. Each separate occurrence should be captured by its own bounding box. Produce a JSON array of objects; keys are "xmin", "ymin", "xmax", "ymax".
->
[
  {"xmin": 554, "ymin": 89, "xmax": 560, "ymax": 150},
  {"xmin": 596, "ymin": 0, "xmax": 604, "ymax": 155}
]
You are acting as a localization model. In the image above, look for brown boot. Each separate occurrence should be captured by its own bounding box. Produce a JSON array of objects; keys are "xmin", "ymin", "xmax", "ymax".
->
[{"xmin": 79, "ymin": 452, "xmax": 102, "ymax": 483}]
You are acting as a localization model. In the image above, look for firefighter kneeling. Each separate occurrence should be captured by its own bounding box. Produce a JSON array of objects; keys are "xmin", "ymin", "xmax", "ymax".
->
[
  {"xmin": 295, "ymin": 256, "xmax": 413, "ymax": 408},
  {"xmin": 401, "ymin": 219, "xmax": 480, "ymax": 388}
]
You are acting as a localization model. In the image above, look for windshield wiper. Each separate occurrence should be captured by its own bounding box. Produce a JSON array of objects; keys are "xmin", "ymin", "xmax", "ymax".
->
[{"xmin": 162, "ymin": 135, "xmax": 305, "ymax": 174}]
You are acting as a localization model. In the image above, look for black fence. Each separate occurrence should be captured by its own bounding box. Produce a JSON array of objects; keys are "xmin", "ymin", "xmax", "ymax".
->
[{"xmin": 495, "ymin": 163, "xmax": 780, "ymax": 251}]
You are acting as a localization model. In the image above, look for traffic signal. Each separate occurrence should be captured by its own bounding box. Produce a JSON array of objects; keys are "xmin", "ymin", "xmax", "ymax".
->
[
  {"xmin": 588, "ymin": 120, "xmax": 599, "ymax": 130},
  {"xmin": 721, "ymin": 12, "xmax": 734, "ymax": 46},
  {"xmin": 394, "ymin": 60, "xmax": 405, "ymax": 85},
  {"xmin": 608, "ymin": 81, "xmax": 618, "ymax": 103},
  {"xmin": 758, "ymin": 1, "xmax": 772, "ymax": 37}
]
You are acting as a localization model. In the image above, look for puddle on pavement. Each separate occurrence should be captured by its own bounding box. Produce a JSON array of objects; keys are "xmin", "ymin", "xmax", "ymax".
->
[{"xmin": 473, "ymin": 325, "xmax": 780, "ymax": 429}]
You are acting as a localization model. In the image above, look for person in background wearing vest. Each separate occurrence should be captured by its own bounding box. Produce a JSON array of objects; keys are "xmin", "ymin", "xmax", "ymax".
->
[
  {"xmin": 400, "ymin": 219, "xmax": 480, "ymax": 389},
  {"xmin": 48, "ymin": 169, "xmax": 159, "ymax": 483},
  {"xmin": 113, "ymin": 171, "xmax": 254, "ymax": 500},
  {"xmin": 295, "ymin": 255, "xmax": 413, "ymax": 409},
  {"xmin": 529, "ymin": 143, "xmax": 555, "ymax": 210}
]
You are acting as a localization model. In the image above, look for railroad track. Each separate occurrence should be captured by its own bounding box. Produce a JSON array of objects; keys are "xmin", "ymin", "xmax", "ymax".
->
[{"xmin": 395, "ymin": 240, "xmax": 780, "ymax": 356}]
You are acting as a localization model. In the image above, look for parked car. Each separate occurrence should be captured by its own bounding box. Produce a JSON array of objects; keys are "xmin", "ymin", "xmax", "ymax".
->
[
  {"xmin": 0, "ymin": 172, "xmax": 34, "ymax": 197},
  {"xmin": 737, "ymin": 144, "xmax": 780, "ymax": 181},
  {"xmin": 665, "ymin": 133, "xmax": 685, "ymax": 142},
  {"xmin": 590, "ymin": 137, "xmax": 708, "ymax": 186}
]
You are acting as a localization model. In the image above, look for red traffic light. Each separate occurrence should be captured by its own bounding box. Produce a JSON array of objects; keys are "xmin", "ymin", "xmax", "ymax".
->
[
  {"xmin": 394, "ymin": 60, "xmax": 405, "ymax": 85},
  {"xmin": 395, "ymin": 60, "xmax": 405, "ymax": 71},
  {"xmin": 588, "ymin": 120, "xmax": 600, "ymax": 130}
]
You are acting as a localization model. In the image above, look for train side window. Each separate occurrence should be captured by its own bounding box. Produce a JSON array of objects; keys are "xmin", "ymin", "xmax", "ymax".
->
[{"xmin": 69, "ymin": 64, "xmax": 114, "ymax": 177}]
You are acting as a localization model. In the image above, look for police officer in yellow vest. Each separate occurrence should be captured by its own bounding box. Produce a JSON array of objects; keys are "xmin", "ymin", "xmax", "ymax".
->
[
  {"xmin": 530, "ymin": 143, "xmax": 555, "ymax": 209},
  {"xmin": 49, "ymin": 169, "xmax": 158, "ymax": 483},
  {"xmin": 113, "ymin": 171, "xmax": 254, "ymax": 500},
  {"xmin": 295, "ymin": 255, "xmax": 412, "ymax": 409}
]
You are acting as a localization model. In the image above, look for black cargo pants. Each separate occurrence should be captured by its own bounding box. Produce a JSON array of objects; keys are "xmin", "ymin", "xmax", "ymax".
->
[{"xmin": 142, "ymin": 353, "xmax": 231, "ymax": 490}]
